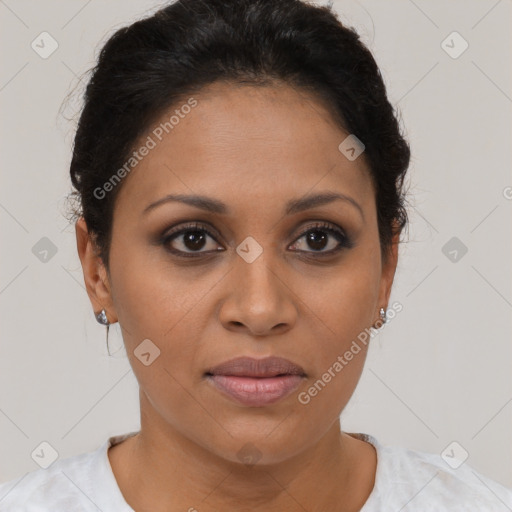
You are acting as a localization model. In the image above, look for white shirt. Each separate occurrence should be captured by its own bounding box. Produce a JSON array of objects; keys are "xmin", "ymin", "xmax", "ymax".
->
[{"xmin": 1, "ymin": 431, "xmax": 511, "ymax": 511}]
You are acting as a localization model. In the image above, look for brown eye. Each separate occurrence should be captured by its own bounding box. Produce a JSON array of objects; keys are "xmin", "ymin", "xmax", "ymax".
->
[
  {"xmin": 289, "ymin": 222, "xmax": 353, "ymax": 254},
  {"xmin": 159, "ymin": 220, "xmax": 353, "ymax": 259},
  {"xmin": 161, "ymin": 222, "xmax": 223, "ymax": 257}
]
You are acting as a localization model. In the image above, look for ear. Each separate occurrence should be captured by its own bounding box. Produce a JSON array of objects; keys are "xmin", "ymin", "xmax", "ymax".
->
[
  {"xmin": 75, "ymin": 217, "xmax": 117, "ymax": 324},
  {"xmin": 376, "ymin": 225, "xmax": 400, "ymax": 318}
]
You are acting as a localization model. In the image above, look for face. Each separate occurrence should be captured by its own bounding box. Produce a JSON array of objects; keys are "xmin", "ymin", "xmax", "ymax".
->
[{"xmin": 77, "ymin": 81, "xmax": 398, "ymax": 465}]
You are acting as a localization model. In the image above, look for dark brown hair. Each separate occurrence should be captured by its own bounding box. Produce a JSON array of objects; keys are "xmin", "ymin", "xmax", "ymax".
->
[{"xmin": 67, "ymin": 0, "xmax": 410, "ymax": 268}]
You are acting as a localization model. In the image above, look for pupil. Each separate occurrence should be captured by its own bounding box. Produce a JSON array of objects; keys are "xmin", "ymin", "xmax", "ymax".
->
[
  {"xmin": 181, "ymin": 229, "xmax": 330, "ymax": 252},
  {"xmin": 307, "ymin": 230, "xmax": 327, "ymax": 251},
  {"xmin": 184, "ymin": 231, "xmax": 206, "ymax": 250}
]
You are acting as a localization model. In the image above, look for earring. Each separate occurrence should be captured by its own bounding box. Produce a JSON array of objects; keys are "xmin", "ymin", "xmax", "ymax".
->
[
  {"xmin": 95, "ymin": 309, "xmax": 110, "ymax": 326},
  {"xmin": 372, "ymin": 307, "xmax": 387, "ymax": 329},
  {"xmin": 95, "ymin": 309, "xmax": 112, "ymax": 355}
]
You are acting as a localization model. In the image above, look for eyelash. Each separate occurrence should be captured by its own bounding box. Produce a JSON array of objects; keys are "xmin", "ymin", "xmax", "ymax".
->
[
  {"xmin": 159, "ymin": 222, "xmax": 353, "ymax": 258},
  {"xmin": 159, "ymin": 221, "xmax": 353, "ymax": 259}
]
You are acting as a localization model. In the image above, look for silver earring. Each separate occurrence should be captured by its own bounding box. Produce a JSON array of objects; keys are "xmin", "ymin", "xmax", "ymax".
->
[
  {"xmin": 95, "ymin": 309, "xmax": 110, "ymax": 326},
  {"xmin": 379, "ymin": 307, "xmax": 387, "ymax": 324},
  {"xmin": 95, "ymin": 309, "xmax": 112, "ymax": 355}
]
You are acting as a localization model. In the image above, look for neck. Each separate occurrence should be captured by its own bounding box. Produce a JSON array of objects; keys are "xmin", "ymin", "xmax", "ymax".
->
[{"xmin": 109, "ymin": 392, "xmax": 376, "ymax": 512}]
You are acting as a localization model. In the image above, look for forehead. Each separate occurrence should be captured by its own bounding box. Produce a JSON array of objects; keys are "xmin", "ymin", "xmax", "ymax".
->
[{"xmin": 114, "ymin": 81, "xmax": 374, "ymax": 219}]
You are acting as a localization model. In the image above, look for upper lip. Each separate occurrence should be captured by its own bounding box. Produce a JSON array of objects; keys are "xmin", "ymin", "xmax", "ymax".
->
[{"xmin": 205, "ymin": 356, "xmax": 306, "ymax": 378}]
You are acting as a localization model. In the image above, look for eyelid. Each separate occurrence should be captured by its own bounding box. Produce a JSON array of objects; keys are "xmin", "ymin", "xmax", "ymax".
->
[
  {"xmin": 294, "ymin": 221, "xmax": 346, "ymax": 240},
  {"xmin": 161, "ymin": 221, "xmax": 222, "ymax": 242},
  {"xmin": 291, "ymin": 221, "xmax": 353, "ymax": 251},
  {"xmin": 159, "ymin": 219, "xmax": 352, "ymax": 257}
]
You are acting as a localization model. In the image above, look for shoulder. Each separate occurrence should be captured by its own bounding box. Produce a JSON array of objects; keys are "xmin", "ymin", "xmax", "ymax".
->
[
  {"xmin": 0, "ymin": 448, "xmax": 99, "ymax": 512},
  {"xmin": 353, "ymin": 433, "xmax": 512, "ymax": 511},
  {"xmin": 380, "ymin": 442, "xmax": 512, "ymax": 510}
]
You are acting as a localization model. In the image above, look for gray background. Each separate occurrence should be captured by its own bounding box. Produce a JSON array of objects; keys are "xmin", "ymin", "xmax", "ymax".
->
[{"xmin": 1, "ymin": 0, "xmax": 511, "ymax": 491}]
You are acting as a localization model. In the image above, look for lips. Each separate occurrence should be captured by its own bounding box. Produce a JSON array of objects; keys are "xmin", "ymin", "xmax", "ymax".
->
[
  {"xmin": 205, "ymin": 356, "xmax": 306, "ymax": 378},
  {"xmin": 204, "ymin": 356, "xmax": 306, "ymax": 407}
]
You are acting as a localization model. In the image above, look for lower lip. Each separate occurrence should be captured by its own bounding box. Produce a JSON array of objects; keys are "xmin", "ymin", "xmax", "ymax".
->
[{"xmin": 206, "ymin": 374, "xmax": 305, "ymax": 407}]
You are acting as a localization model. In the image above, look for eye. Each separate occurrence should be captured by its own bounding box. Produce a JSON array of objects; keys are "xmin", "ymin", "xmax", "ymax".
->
[
  {"xmin": 160, "ymin": 222, "xmax": 223, "ymax": 258},
  {"xmin": 159, "ymin": 220, "xmax": 353, "ymax": 259},
  {"xmin": 288, "ymin": 221, "xmax": 353, "ymax": 255}
]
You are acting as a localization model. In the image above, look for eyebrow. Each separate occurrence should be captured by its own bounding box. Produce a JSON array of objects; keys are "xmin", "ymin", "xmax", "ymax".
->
[{"xmin": 142, "ymin": 191, "xmax": 364, "ymax": 220}]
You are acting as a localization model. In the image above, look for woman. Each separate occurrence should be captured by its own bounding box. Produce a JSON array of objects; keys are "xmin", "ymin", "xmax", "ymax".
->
[{"xmin": 1, "ymin": 0, "xmax": 511, "ymax": 510}]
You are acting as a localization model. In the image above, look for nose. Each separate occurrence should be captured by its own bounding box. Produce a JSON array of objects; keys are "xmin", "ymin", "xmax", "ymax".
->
[{"xmin": 218, "ymin": 254, "xmax": 297, "ymax": 337}]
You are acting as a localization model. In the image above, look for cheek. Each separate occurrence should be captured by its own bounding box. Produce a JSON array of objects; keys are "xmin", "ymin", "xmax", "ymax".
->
[
  {"xmin": 112, "ymin": 270, "xmax": 202, "ymax": 365},
  {"xmin": 291, "ymin": 246, "xmax": 380, "ymax": 398},
  {"xmin": 109, "ymin": 253, "xmax": 210, "ymax": 430},
  {"xmin": 108, "ymin": 239, "xmax": 213, "ymax": 378},
  {"xmin": 296, "ymin": 247, "xmax": 380, "ymax": 343},
  {"xmin": 109, "ymin": 234, "xmax": 193, "ymax": 337}
]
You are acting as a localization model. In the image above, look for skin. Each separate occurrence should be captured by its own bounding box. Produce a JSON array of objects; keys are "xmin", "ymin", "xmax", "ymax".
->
[{"xmin": 76, "ymin": 80, "xmax": 399, "ymax": 512}]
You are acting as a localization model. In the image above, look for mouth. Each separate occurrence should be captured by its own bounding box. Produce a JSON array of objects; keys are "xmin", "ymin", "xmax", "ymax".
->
[
  {"xmin": 204, "ymin": 356, "xmax": 306, "ymax": 407},
  {"xmin": 205, "ymin": 355, "xmax": 306, "ymax": 378}
]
